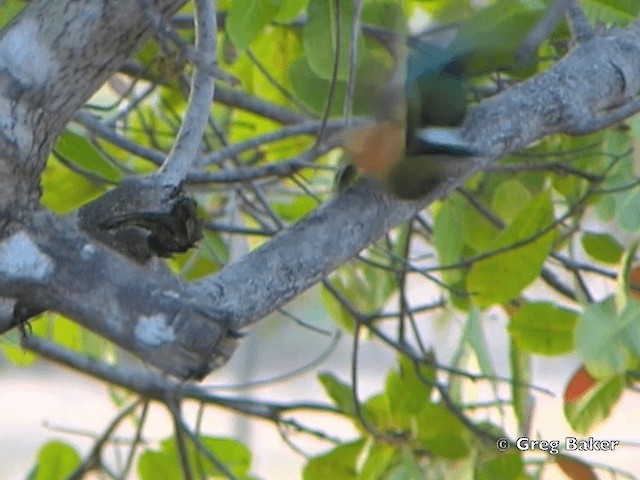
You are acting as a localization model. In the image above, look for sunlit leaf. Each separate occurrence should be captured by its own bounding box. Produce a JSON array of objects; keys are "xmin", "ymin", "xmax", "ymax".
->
[
  {"xmin": 227, "ymin": 0, "xmax": 280, "ymax": 49},
  {"xmin": 508, "ymin": 302, "xmax": 578, "ymax": 355},
  {"xmin": 303, "ymin": 440, "xmax": 363, "ymax": 480},
  {"xmin": 467, "ymin": 193, "xmax": 556, "ymax": 307},
  {"xmin": 303, "ymin": 0, "xmax": 362, "ymax": 80},
  {"xmin": 31, "ymin": 440, "xmax": 81, "ymax": 480},
  {"xmin": 318, "ymin": 372, "xmax": 355, "ymax": 416},
  {"xmin": 575, "ymin": 296, "xmax": 640, "ymax": 376},
  {"xmin": 581, "ymin": 231, "xmax": 624, "ymax": 264}
]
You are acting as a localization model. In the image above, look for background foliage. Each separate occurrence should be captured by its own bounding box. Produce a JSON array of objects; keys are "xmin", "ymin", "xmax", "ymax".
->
[{"xmin": 2, "ymin": 0, "xmax": 640, "ymax": 478}]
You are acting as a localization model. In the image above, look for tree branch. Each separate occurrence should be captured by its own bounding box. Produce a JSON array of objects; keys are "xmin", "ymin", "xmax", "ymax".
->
[
  {"xmin": 158, "ymin": 0, "xmax": 217, "ymax": 183},
  {"xmin": 3, "ymin": 4, "xmax": 640, "ymax": 381},
  {"xmin": 0, "ymin": 0, "xmax": 187, "ymax": 210}
]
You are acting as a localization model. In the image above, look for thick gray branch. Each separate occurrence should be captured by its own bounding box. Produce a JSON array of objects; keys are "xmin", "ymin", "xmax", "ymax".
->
[
  {"xmin": 195, "ymin": 24, "xmax": 640, "ymax": 331},
  {"xmin": 3, "ymin": 7, "xmax": 640, "ymax": 382},
  {"xmin": 0, "ymin": 0, "xmax": 186, "ymax": 211}
]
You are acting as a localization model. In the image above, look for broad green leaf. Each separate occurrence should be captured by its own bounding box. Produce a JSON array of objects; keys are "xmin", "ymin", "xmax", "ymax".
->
[
  {"xmin": 617, "ymin": 188, "xmax": 640, "ymax": 231},
  {"xmin": 594, "ymin": 194, "xmax": 616, "ymax": 221},
  {"xmin": 575, "ymin": 296, "xmax": 640, "ymax": 377},
  {"xmin": 384, "ymin": 355, "xmax": 434, "ymax": 426},
  {"xmin": 475, "ymin": 452, "xmax": 524, "ymax": 480},
  {"xmin": 385, "ymin": 449, "xmax": 423, "ymax": 480},
  {"xmin": 563, "ymin": 373, "xmax": 624, "ymax": 434},
  {"xmin": 0, "ymin": 1, "xmax": 27, "ymax": 30},
  {"xmin": 359, "ymin": 442, "xmax": 397, "ymax": 480},
  {"xmin": 41, "ymin": 157, "xmax": 105, "ymax": 214},
  {"xmin": 54, "ymin": 130, "xmax": 123, "ymax": 182},
  {"xmin": 273, "ymin": 196, "xmax": 318, "ymax": 222},
  {"xmin": 508, "ymin": 302, "xmax": 578, "ymax": 355},
  {"xmin": 303, "ymin": 440, "xmax": 363, "ymax": 480},
  {"xmin": 453, "ymin": 194, "xmax": 500, "ymax": 252},
  {"xmin": 199, "ymin": 437, "xmax": 252, "ymax": 477},
  {"xmin": 1, "ymin": 313, "xmax": 48, "ymax": 366},
  {"xmin": 275, "ymin": 0, "xmax": 308, "ymax": 22},
  {"xmin": 250, "ymin": 28, "xmax": 304, "ymax": 114},
  {"xmin": 415, "ymin": 404, "xmax": 469, "ymax": 458},
  {"xmin": 138, "ymin": 436, "xmax": 251, "ymax": 479},
  {"xmin": 467, "ymin": 193, "xmax": 556, "ymax": 307},
  {"xmin": 318, "ymin": 372, "xmax": 355, "ymax": 416},
  {"xmin": 31, "ymin": 440, "xmax": 81, "ymax": 480},
  {"xmin": 51, "ymin": 314, "xmax": 82, "ymax": 353},
  {"xmin": 226, "ymin": 0, "xmax": 280, "ymax": 49},
  {"xmin": 581, "ymin": 0, "xmax": 640, "ymax": 25},
  {"xmin": 433, "ymin": 201, "xmax": 464, "ymax": 284},
  {"xmin": 303, "ymin": 0, "xmax": 362, "ymax": 80},
  {"xmin": 491, "ymin": 179, "xmax": 531, "ymax": 222},
  {"xmin": 362, "ymin": 0, "xmax": 407, "ymax": 33},
  {"xmin": 138, "ymin": 445, "xmax": 180, "ymax": 480},
  {"xmin": 581, "ymin": 231, "xmax": 623, "ymax": 264},
  {"xmin": 289, "ymin": 53, "xmax": 388, "ymax": 116}
]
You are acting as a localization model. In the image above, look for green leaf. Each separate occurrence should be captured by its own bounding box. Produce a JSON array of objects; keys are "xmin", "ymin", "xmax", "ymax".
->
[
  {"xmin": 138, "ymin": 436, "xmax": 251, "ymax": 479},
  {"xmin": 576, "ymin": 297, "xmax": 640, "ymax": 377},
  {"xmin": 303, "ymin": 0, "xmax": 362, "ymax": 80},
  {"xmin": 1, "ymin": 313, "xmax": 50, "ymax": 366},
  {"xmin": 303, "ymin": 440, "xmax": 364, "ymax": 480},
  {"xmin": 385, "ymin": 449, "xmax": 424, "ymax": 480},
  {"xmin": 54, "ymin": 130, "xmax": 123, "ymax": 182},
  {"xmin": 275, "ymin": 0, "xmax": 308, "ymax": 22},
  {"xmin": 433, "ymin": 201, "xmax": 464, "ymax": 284},
  {"xmin": 361, "ymin": 0, "xmax": 407, "ymax": 33},
  {"xmin": 508, "ymin": 302, "xmax": 578, "ymax": 355},
  {"xmin": 581, "ymin": 231, "xmax": 624, "ymax": 264},
  {"xmin": 384, "ymin": 355, "xmax": 435, "ymax": 426},
  {"xmin": 581, "ymin": 0, "xmax": 640, "ymax": 25},
  {"xmin": 415, "ymin": 404, "xmax": 469, "ymax": 458},
  {"xmin": 467, "ymin": 193, "xmax": 556, "ymax": 307},
  {"xmin": 564, "ymin": 374, "xmax": 625, "ymax": 434},
  {"xmin": 41, "ymin": 157, "xmax": 104, "ymax": 214},
  {"xmin": 318, "ymin": 372, "xmax": 355, "ymax": 416},
  {"xmin": 490, "ymin": 178, "xmax": 531, "ymax": 222},
  {"xmin": 199, "ymin": 437, "xmax": 252, "ymax": 477},
  {"xmin": 227, "ymin": 0, "xmax": 280, "ymax": 49},
  {"xmin": 617, "ymin": 188, "xmax": 640, "ymax": 231},
  {"xmin": 31, "ymin": 440, "xmax": 81, "ymax": 480},
  {"xmin": 289, "ymin": 52, "xmax": 388, "ymax": 116},
  {"xmin": 475, "ymin": 452, "xmax": 524, "ymax": 480},
  {"xmin": 359, "ymin": 442, "xmax": 397, "ymax": 480}
]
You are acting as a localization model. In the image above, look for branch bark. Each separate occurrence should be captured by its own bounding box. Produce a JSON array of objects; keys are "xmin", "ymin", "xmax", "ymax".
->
[{"xmin": 2, "ymin": 2, "xmax": 640, "ymax": 380}]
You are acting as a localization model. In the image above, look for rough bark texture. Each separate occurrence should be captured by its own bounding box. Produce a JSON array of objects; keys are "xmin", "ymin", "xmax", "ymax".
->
[{"xmin": 2, "ymin": 1, "xmax": 640, "ymax": 380}]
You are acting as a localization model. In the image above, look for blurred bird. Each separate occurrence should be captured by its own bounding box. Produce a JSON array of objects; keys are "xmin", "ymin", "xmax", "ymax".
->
[{"xmin": 337, "ymin": 37, "xmax": 477, "ymax": 199}]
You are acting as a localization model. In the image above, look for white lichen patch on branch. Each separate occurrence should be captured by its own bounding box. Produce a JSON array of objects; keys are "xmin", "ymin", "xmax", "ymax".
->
[
  {"xmin": 81, "ymin": 243, "xmax": 96, "ymax": 260},
  {"xmin": 0, "ymin": 231, "xmax": 54, "ymax": 280},
  {"xmin": 0, "ymin": 18, "xmax": 58, "ymax": 89},
  {"xmin": 134, "ymin": 313, "xmax": 176, "ymax": 346}
]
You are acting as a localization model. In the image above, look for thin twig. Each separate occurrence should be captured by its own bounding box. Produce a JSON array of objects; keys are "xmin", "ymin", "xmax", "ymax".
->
[
  {"xmin": 344, "ymin": 0, "xmax": 364, "ymax": 124},
  {"xmin": 159, "ymin": 0, "xmax": 217, "ymax": 183}
]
